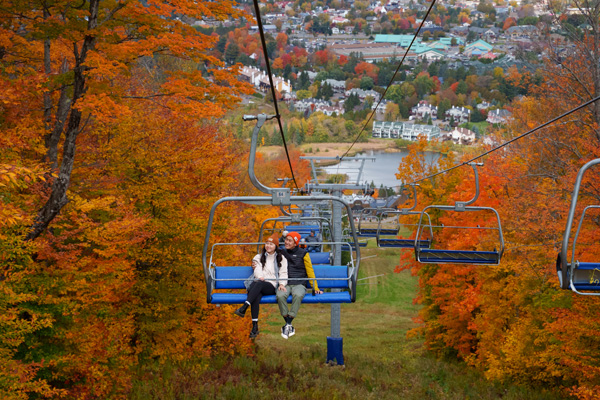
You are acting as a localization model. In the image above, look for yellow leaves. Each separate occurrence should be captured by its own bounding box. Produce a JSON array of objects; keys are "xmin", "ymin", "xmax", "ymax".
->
[{"xmin": 0, "ymin": 164, "xmax": 47, "ymax": 190}]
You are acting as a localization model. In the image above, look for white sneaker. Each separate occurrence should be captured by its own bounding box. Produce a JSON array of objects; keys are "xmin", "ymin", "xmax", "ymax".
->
[
  {"xmin": 281, "ymin": 324, "xmax": 289, "ymax": 339},
  {"xmin": 288, "ymin": 325, "xmax": 295, "ymax": 337}
]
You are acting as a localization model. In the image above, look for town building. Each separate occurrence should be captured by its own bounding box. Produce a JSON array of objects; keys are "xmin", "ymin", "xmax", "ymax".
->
[
  {"xmin": 239, "ymin": 66, "xmax": 292, "ymax": 94},
  {"xmin": 372, "ymin": 121, "xmax": 441, "ymax": 141},
  {"xmin": 463, "ymin": 39, "xmax": 494, "ymax": 57},
  {"xmin": 345, "ymin": 88, "xmax": 381, "ymax": 102},
  {"xmin": 486, "ymin": 108, "xmax": 512, "ymax": 124},
  {"xmin": 445, "ymin": 106, "xmax": 471, "ymax": 124},
  {"xmin": 411, "ymin": 101, "xmax": 438, "ymax": 120},
  {"xmin": 447, "ymin": 127, "xmax": 476, "ymax": 145}
]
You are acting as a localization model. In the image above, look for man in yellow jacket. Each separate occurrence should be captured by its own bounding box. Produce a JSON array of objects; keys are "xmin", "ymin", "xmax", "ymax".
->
[{"xmin": 276, "ymin": 231, "xmax": 323, "ymax": 339}]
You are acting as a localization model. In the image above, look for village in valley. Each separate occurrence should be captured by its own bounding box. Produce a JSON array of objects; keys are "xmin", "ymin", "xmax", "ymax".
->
[{"xmin": 195, "ymin": 0, "xmax": 581, "ymax": 146}]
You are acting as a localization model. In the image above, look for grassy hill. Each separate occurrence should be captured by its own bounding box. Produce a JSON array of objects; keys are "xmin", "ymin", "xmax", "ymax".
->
[{"xmin": 132, "ymin": 244, "xmax": 565, "ymax": 399}]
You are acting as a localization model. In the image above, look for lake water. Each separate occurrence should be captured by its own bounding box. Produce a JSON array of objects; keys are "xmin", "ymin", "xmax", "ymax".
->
[{"xmin": 322, "ymin": 150, "xmax": 440, "ymax": 188}]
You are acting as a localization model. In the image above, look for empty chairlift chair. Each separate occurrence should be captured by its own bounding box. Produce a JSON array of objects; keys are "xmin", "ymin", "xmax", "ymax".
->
[
  {"xmin": 557, "ymin": 158, "xmax": 600, "ymax": 295},
  {"xmin": 377, "ymin": 185, "xmax": 433, "ymax": 249},
  {"xmin": 343, "ymin": 228, "xmax": 367, "ymax": 249},
  {"xmin": 415, "ymin": 163, "xmax": 505, "ymax": 265},
  {"xmin": 357, "ymin": 208, "xmax": 380, "ymax": 238}
]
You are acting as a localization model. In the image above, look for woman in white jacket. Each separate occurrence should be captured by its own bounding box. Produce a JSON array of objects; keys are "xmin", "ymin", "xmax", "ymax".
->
[{"xmin": 234, "ymin": 233, "xmax": 288, "ymax": 338}]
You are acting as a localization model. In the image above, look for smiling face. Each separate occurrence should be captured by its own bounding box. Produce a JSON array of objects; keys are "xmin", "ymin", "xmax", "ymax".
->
[
  {"xmin": 265, "ymin": 240, "xmax": 277, "ymax": 254},
  {"xmin": 284, "ymin": 235, "xmax": 296, "ymax": 250}
]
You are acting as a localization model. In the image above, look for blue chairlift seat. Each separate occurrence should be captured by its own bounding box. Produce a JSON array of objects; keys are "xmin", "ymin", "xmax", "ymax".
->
[
  {"xmin": 209, "ymin": 265, "xmax": 352, "ymax": 304},
  {"xmin": 416, "ymin": 248, "xmax": 500, "ymax": 264},
  {"xmin": 309, "ymin": 252, "xmax": 332, "ymax": 265},
  {"xmin": 569, "ymin": 262, "xmax": 600, "ymax": 292},
  {"xmin": 358, "ymin": 228, "xmax": 378, "ymax": 237},
  {"xmin": 413, "ymin": 164, "xmax": 504, "ymax": 266},
  {"xmin": 557, "ymin": 159, "xmax": 600, "ymax": 294},
  {"xmin": 378, "ymin": 238, "xmax": 431, "ymax": 248},
  {"xmin": 285, "ymin": 225, "xmax": 320, "ymax": 238}
]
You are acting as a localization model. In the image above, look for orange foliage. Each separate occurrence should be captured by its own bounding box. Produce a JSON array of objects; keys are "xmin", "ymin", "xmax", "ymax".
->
[
  {"xmin": 354, "ymin": 62, "xmax": 380, "ymax": 83},
  {"xmin": 397, "ymin": 41, "xmax": 600, "ymax": 398},
  {"xmin": 0, "ymin": 0, "xmax": 262, "ymax": 396}
]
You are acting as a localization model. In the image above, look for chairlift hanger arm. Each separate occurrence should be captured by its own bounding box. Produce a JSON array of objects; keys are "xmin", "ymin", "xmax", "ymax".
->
[
  {"xmin": 247, "ymin": 114, "xmax": 285, "ymax": 195},
  {"xmin": 398, "ymin": 184, "xmax": 419, "ymax": 212},
  {"xmin": 456, "ymin": 162, "xmax": 484, "ymax": 209}
]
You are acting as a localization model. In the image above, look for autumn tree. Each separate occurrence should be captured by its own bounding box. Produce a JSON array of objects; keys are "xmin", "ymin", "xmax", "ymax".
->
[
  {"xmin": 0, "ymin": 0, "xmax": 262, "ymax": 397},
  {"xmin": 0, "ymin": 0, "xmax": 251, "ymax": 241},
  {"xmin": 395, "ymin": 5, "xmax": 600, "ymax": 393}
]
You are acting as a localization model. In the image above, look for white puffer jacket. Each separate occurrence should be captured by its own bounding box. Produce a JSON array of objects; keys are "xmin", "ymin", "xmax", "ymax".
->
[{"xmin": 252, "ymin": 252, "xmax": 288, "ymax": 288}]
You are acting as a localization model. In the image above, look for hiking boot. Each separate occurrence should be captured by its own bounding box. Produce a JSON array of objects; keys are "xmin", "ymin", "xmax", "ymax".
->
[
  {"xmin": 250, "ymin": 322, "xmax": 259, "ymax": 339},
  {"xmin": 288, "ymin": 325, "xmax": 295, "ymax": 337},
  {"xmin": 281, "ymin": 324, "xmax": 289, "ymax": 339},
  {"xmin": 234, "ymin": 303, "xmax": 249, "ymax": 317}
]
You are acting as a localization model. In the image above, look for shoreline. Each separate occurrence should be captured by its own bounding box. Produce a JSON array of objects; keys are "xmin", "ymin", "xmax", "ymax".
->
[{"xmin": 258, "ymin": 138, "xmax": 404, "ymax": 160}]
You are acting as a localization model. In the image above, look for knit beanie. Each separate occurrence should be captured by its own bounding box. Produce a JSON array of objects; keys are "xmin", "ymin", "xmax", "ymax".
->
[
  {"xmin": 266, "ymin": 233, "xmax": 279, "ymax": 244},
  {"xmin": 287, "ymin": 231, "xmax": 301, "ymax": 245}
]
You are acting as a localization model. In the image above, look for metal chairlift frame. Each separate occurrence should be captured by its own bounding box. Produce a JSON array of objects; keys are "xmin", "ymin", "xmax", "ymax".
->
[
  {"xmin": 377, "ymin": 185, "xmax": 434, "ymax": 249},
  {"xmin": 258, "ymin": 215, "xmax": 332, "ymax": 252},
  {"xmin": 558, "ymin": 158, "xmax": 600, "ymax": 294},
  {"xmin": 259, "ymin": 216, "xmax": 330, "ymax": 239},
  {"xmin": 202, "ymin": 114, "xmax": 362, "ymax": 304},
  {"xmin": 357, "ymin": 207, "xmax": 395, "ymax": 237},
  {"xmin": 415, "ymin": 163, "xmax": 505, "ymax": 265},
  {"xmin": 300, "ymin": 155, "xmax": 376, "ymax": 188}
]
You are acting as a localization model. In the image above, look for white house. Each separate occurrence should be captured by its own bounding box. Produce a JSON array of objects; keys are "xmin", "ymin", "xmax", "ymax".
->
[
  {"xmin": 372, "ymin": 99, "xmax": 393, "ymax": 113},
  {"xmin": 448, "ymin": 127, "xmax": 476, "ymax": 145},
  {"xmin": 240, "ymin": 66, "xmax": 292, "ymax": 94},
  {"xmin": 293, "ymin": 98, "xmax": 330, "ymax": 114},
  {"xmin": 411, "ymin": 100, "xmax": 438, "ymax": 120},
  {"xmin": 486, "ymin": 108, "xmax": 512, "ymax": 124},
  {"xmin": 477, "ymin": 101, "xmax": 492, "ymax": 110},
  {"xmin": 372, "ymin": 121, "xmax": 440, "ymax": 141},
  {"xmin": 345, "ymin": 88, "xmax": 381, "ymax": 103},
  {"xmin": 323, "ymin": 79, "xmax": 346, "ymax": 93},
  {"xmin": 445, "ymin": 106, "xmax": 471, "ymax": 124}
]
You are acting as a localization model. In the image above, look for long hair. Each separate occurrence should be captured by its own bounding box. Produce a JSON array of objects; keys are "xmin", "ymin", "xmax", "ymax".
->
[{"xmin": 259, "ymin": 246, "xmax": 282, "ymax": 269}]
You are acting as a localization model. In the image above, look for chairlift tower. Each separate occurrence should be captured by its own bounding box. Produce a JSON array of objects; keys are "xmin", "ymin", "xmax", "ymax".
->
[{"xmin": 300, "ymin": 155, "xmax": 376, "ymax": 365}]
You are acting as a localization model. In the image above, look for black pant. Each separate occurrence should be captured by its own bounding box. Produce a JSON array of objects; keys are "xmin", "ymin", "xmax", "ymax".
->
[{"xmin": 247, "ymin": 281, "xmax": 276, "ymax": 319}]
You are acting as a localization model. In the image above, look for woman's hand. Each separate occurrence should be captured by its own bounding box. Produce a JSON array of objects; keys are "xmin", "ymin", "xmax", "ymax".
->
[{"xmin": 259, "ymin": 277, "xmax": 265, "ymax": 281}]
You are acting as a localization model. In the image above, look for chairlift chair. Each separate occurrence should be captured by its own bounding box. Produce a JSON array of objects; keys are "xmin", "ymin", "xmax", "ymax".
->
[
  {"xmin": 415, "ymin": 163, "xmax": 505, "ymax": 265},
  {"xmin": 202, "ymin": 114, "xmax": 362, "ymax": 304},
  {"xmin": 358, "ymin": 207, "xmax": 396, "ymax": 237},
  {"xmin": 557, "ymin": 158, "xmax": 600, "ymax": 295},
  {"xmin": 376, "ymin": 185, "xmax": 433, "ymax": 248}
]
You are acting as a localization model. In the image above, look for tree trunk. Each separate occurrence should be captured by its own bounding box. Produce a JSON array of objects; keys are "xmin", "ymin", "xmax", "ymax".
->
[{"xmin": 26, "ymin": 0, "xmax": 99, "ymax": 241}]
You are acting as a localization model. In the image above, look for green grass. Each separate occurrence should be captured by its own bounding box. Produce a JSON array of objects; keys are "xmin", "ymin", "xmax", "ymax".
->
[{"xmin": 131, "ymin": 247, "xmax": 566, "ymax": 399}]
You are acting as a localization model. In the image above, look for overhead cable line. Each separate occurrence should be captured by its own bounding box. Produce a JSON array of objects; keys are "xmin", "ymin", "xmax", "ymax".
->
[
  {"xmin": 340, "ymin": 0, "xmax": 438, "ymax": 160},
  {"xmin": 251, "ymin": 0, "xmax": 299, "ymax": 190},
  {"xmin": 407, "ymin": 95, "xmax": 600, "ymax": 185}
]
